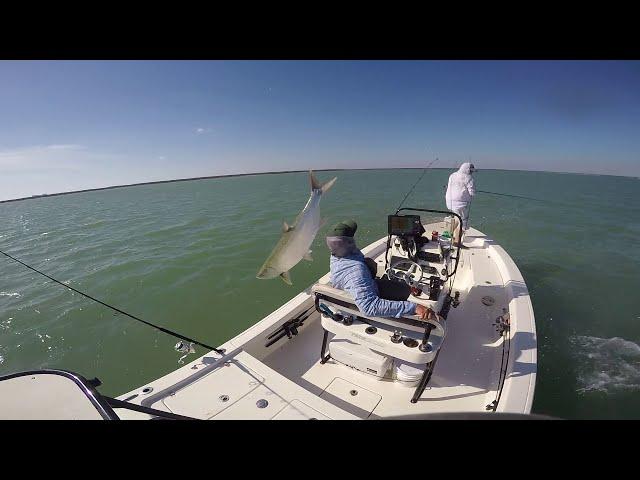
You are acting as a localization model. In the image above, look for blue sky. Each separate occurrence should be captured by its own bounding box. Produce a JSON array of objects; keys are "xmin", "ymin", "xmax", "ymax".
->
[{"xmin": 0, "ymin": 60, "xmax": 638, "ymax": 200}]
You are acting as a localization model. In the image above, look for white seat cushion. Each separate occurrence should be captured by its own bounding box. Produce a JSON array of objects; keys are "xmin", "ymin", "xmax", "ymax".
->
[
  {"xmin": 311, "ymin": 283, "xmax": 356, "ymax": 305},
  {"xmin": 311, "ymin": 282, "xmax": 445, "ymax": 337}
]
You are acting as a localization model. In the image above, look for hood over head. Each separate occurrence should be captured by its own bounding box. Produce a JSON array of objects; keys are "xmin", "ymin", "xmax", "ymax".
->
[{"xmin": 459, "ymin": 162, "xmax": 475, "ymax": 174}]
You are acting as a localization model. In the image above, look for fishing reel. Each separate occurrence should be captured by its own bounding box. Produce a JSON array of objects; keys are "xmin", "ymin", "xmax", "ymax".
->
[{"xmin": 493, "ymin": 312, "xmax": 510, "ymax": 336}]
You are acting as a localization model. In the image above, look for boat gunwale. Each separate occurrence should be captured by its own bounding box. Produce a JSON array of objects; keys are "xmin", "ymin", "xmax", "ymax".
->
[{"xmin": 116, "ymin": 226, "xmax": 537, "ymax": 417}]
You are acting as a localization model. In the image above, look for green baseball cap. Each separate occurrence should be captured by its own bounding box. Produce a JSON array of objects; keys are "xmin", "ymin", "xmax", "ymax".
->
[{"xmin": 330, "ymin": 219, "xmax": 358, "ymax": 237}]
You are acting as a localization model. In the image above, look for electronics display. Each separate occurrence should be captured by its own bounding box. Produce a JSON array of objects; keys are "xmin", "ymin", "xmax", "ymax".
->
[{"xmin": 388, "ymin": 215, "xmax": 423, "ymax": 236}]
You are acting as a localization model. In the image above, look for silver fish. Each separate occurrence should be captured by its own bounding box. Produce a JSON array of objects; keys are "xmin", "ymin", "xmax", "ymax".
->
[{"xmin": 256, "ymin": 171, "xmax": 337, "ymax": 285}]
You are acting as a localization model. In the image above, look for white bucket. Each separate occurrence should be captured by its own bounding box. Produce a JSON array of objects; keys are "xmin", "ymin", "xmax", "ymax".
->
[{"xmin": 393, "ymin": 360, "xmax": 427, "ymax": 387}]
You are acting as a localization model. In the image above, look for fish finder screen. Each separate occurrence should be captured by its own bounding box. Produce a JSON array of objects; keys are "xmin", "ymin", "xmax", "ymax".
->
[{"xmin": 388, "ymin": 215, "xmax": 422, "ymax": 236}]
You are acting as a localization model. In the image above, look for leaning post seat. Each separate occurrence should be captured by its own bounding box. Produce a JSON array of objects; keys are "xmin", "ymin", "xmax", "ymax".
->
[
  {"xmin": 311, "ymin": 283, "xmax": 446, "ymax": 336},
  {"xmin": 311, "ymin": 281, "xmax": 449, "ymax": 403},
  {"xmin": 311, "ymin": 282, "xmax": 446, "ymax": 361}
]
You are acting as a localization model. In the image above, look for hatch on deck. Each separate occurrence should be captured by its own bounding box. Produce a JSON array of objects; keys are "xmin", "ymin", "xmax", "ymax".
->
[{"xmin": 0, "ymin": 370, "xmax": 117, "ymax": 420}]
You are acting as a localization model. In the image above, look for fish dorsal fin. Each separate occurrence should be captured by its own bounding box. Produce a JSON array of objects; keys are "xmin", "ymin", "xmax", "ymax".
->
[
  {"xmin": 282, "ymin": 221, "xmax": 294, "ymax": 233},
  {"xmin": 280, "ymin": 271, "xmax": 292, "ymax": 285},
  {"xmin": 303, "ymin": 250, "xmax": 313, "ymax": 262}
]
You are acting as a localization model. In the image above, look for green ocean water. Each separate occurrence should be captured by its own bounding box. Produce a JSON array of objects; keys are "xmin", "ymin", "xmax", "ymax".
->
[{"xmin": 0, "ymin": 169, "xmax": 639, "ymax": 419}]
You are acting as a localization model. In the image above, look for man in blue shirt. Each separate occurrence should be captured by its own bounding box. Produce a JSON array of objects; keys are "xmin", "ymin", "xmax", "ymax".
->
[{"xmin": 326, "ymin": 220, "xmax": 434, "ymax": 320}]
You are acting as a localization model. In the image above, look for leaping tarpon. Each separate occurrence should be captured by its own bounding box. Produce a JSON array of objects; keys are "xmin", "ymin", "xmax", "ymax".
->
[{"xmin": 256, "ymin": 171, "xmax": 337, "ymax": 285}]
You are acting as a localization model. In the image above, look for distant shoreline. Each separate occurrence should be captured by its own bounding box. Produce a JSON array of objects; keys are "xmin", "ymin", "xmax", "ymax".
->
[
  {"xmin": 0, "ymin": 168, "xmax": 353, "ymax": 204},
  {"xmin": 0, "ymin": 167, "xmax": 636, "ymax": 205}
]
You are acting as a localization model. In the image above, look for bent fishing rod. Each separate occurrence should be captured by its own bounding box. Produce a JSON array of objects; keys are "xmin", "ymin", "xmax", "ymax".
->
[
  {"xmin": 0, "ymin": 248, "xmax": 226, "ymax": 355},
  {"xmin": 396, "ymin": 157, "xmax": 439, "ymax": 212}
]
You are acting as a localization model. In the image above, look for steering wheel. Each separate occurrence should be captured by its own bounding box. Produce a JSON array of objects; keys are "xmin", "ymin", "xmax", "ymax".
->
[{"xmin": 385, "ymin": 260, "xmax": 424, "ymax": 287}]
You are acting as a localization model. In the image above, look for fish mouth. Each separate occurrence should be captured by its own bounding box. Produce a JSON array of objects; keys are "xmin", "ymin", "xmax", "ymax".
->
[
  {"xmin": 257, "ymin": 268, "xmax": 279, "ymax": 279},
  {"xmin": 256, "ymin": 268, "xmax": 271, "ymax": 279}
]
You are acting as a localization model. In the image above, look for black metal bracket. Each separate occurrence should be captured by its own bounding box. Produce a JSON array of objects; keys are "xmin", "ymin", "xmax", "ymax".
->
[
  {"xmin": 486, "ymin": 400, "xmax": 498, "ymax": 411},
  {"xmin": 493, "ymin": 315, "xmax": 511, "ymax": 336},
  {"xmin": 105, "ymin": 397, "xmax": 198, "ymax": 420},
  {"xmin": 410, "ymin": 295, "xmax": 454, "ymax": 403},
  {"xmin": 320, "ymin": 329, "xmax": 331, "ymax": 364},
  {"xmin": 428, "ymin": 276, "xmax": 443, "ymax": 300},
  {"xmin": 394, "ymin": 207, "xmax": 463, "ymax": 280},
  {"xmin": 315, "ymin": 295, "xmax": 334, "ymax": 364},
  {"xmin": 87, "ymin": 377, "xmax": 102, "ymax": 388},
  {"xmin": 411, "ymin": 355, "xmax": 438, "ymax": 403},
  {"xmin": 314, "ymin": 290, "xmax": 450, "ymax": 402},
  {"xmin": 264, "ymin": 307, "xmax": 314, "ymax": 348},
  {"xmin": 419, "ymin": 324, "xmax": 434, "ymax": 351},
  {"xmin": 452, "ymin": 291, "xmax": 461, "ymax": 308}
]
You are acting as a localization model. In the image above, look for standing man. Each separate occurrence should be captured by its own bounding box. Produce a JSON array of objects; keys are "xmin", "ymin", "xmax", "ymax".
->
[{"xmin": 445, "ymin": 162, "xmax": 476, "ymax": 247}]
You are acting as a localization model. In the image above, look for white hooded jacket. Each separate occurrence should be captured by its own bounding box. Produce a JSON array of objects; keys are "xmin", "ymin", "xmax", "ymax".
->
[{"xmin": 445, "ymin": 162, "xmax": 476, "ymax": 210}]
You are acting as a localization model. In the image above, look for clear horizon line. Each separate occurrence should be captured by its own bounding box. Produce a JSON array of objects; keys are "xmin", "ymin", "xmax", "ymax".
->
[{"xmin": 0, "ymin": 166, "xmax": 637, "ymax": 204}]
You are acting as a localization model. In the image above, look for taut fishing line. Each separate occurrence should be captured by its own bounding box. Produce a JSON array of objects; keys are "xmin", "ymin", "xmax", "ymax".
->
[
  {"xmin": 477, "ymin": 189, "xmax": 553, "ymax": 203},
  {"xmin": 0, "ymin": 248, "xmax": 225, "ymax": 355}
]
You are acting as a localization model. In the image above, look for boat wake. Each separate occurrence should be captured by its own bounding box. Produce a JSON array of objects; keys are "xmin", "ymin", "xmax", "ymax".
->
[{"xmin": 571, "ymin": 335, "xmax": 640, "ymax": 393}]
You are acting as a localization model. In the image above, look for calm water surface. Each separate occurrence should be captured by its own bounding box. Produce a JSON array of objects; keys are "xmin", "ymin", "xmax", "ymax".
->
[{"xmin": 1, "ymin": 169, "xmax": 639, "ymax": 419}]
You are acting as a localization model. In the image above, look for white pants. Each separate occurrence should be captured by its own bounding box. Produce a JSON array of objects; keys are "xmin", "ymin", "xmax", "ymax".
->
[{"xmin": 450, "ymin": 204, "xmax": 470, "ymax": 230}]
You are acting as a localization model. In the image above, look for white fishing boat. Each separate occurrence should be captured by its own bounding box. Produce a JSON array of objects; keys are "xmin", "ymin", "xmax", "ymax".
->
[{"xmin": 0, "ymin": 207, "xmax": 537, "ymax": 420}]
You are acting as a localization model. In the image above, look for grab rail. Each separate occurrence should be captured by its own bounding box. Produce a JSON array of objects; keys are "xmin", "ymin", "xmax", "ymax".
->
[{"xmin": 394, "ymin": 207, "xmax": 463, "ymax": 280}]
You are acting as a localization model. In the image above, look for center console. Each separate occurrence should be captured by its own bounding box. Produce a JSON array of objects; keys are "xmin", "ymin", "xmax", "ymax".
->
[{"xmin": 313, "ymin": 207, "xmax": 462, "ymax": 403}]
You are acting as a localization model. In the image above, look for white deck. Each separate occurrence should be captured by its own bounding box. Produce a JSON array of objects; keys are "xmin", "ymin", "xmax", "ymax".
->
[{"xmin": 115, "ymin": 222, "xmax": 537, "ymax": 420}]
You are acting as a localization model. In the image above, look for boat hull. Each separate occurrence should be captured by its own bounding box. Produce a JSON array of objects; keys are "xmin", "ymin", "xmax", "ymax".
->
[{"xmin": 115, "ymin": 222, "xmax": 537, "ymax": 419}]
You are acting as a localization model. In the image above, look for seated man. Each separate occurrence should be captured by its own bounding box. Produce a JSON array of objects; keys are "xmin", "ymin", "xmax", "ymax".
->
[{"xmin": 326, "ymin": 220, "xmax": 435, "ymax": 320}]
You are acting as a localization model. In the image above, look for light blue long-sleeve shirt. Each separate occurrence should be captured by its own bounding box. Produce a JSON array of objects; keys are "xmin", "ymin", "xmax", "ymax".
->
[{"xmin": 329, "ymin": 251, "xmax": 416, "ymax": 318}]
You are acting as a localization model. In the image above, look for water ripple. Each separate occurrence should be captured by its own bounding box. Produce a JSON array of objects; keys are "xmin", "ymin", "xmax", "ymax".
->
[
  {"xmin": 0, "ymin": 169, "xmax": 639, "ymax": 411},
  {"xmin": 571, "ymin": 335, "xmax": 640, "ymax": 394}
]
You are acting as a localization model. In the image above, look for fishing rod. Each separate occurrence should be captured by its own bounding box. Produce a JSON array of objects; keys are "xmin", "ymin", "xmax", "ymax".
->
[
  {"xmin": 0, "ymin": 248, "xmax": 226, "ymax": 355},
  {"xmin": 395, "ymin": 157, "xmax": 439, "ymax": 212}
]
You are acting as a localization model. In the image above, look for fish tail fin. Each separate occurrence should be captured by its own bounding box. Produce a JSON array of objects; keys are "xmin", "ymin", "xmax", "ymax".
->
[
  {"xmin": 280, "ymin": 271, "xmax": 293, "ymax": 285},
  {"xmin": 321, "ymin": 177, "xmax": 337, "ymax": 194},
  {"xmin": 309, "ymin": 170, "xmax": 337, "ymax": 194},
  {"xmin": 309, "ymin": 170, "xmax": 322, "ymax": 190}
]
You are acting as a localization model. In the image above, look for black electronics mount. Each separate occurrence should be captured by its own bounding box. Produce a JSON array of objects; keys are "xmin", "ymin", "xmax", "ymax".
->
[{"xmin": 385, "ymin": 207, "xmax": 463, "ymax": 281}]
